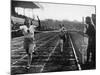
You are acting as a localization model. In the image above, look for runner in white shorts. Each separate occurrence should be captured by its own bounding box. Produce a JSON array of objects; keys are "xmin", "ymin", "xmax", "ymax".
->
[{"xmin": 20, "ymin": 18, "xmax": 37, "ymax": 69}]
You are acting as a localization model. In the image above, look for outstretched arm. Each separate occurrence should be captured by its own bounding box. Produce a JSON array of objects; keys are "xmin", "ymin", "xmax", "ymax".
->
[
  {"xmin": 12, "ymin": 28, "xmax": 21, "ymax": 32},
  {"xmin": 37, "ymin": 16, "xmax": 41, "ymax": 27}
]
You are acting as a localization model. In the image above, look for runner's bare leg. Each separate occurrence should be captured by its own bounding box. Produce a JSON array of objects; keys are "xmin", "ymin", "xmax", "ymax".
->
[
  {"xmin": 27, "ymin": 44, "xmax": 34, "ymax": 69},
  {"xmin": 60, "ymin": 39, "xmax": 63, "ymax": 52}
]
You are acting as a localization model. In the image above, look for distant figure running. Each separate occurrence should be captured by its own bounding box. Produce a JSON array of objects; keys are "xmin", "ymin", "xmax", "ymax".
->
[
  {"xmin": 20, "ymin": 18, "xmax": 37, "ymax": 69},
  {"xmin": 59, "ymin": 24, "xmax": 66, "ymax": 52}
]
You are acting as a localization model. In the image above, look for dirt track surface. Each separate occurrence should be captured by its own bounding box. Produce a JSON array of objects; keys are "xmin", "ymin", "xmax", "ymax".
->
[{"xmin": 11, "ymin": 32, "xmax": 87, "ymax": 75}]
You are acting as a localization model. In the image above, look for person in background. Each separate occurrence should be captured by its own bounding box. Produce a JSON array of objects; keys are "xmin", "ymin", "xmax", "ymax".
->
[
  {"xmin": 91, "ymin": 14, "xmax": 96, "ymax": 29},
  {"xmin": 59, "ymin": 24, "xmax": 66, "ymax": 52},
  {"xmin": 85, "ymin": 16, "xmax": 96, "ymax": 68},
  {"xmin": 20, "ymin": 17, "xmax": 37, "ymax": 69}
]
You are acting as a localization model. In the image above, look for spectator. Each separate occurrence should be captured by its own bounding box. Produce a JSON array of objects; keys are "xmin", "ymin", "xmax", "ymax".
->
[{"xmin": 85, "ymin": 16, "xmax": 96, "ymax": 68}]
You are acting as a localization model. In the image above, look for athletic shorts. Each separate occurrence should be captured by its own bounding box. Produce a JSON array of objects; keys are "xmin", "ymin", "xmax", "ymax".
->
[
  {"xmin": 59, "ymin": 34, "xmax": 66, "ymax": 42},
  {"xmin": 23, "ymin": 37, "xmax": 35, "ymax": 54},
  {"xmin": 59, "ymin": 39, "xmax": 63, "ymax": 46}
]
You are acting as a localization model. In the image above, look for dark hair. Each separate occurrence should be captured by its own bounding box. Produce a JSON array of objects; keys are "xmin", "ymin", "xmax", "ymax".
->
[
  {"xmin": 24, "ymin": 18, "xmax": 29, "ymax": 25},
  {"xmin": 85, "ymin": 16, "xmax": 91, "ymax": 24},
  {"xmin": 62, "ymin": 24, "xmax": 64, "ymax": 27},
  {"xmin": 86, "ymin": 16, "xmax": 91, "ymax": 21},
  {"xmin": 24, "ymin": 18, "xmax": 33, "ymax": 26}
]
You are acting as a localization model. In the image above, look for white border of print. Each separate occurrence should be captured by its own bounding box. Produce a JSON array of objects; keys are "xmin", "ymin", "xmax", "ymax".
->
[{"xmin": 0, "ymin": 0, "xmax": 99, "ymax": 75}]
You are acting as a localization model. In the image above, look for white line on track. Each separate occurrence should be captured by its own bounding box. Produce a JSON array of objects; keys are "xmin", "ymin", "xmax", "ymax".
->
[
  {"xmin": 40, "ymin": 40, "xmax": 59, "ymax": 72},
  {"xmin": 35, "ymin": 30, "xmax": 67, "ymax": 33},
  {"xmin": 12, "ymin": 59, "xmax": 27, "ymax": 62},
  {"xmin": 69, "ymin": 34, "xmax": 81, "ymax": 70},
  {"xmin": 12, "ymin": 34, "xmax": 58, "ymax": 65},
  {"xmin": 11, "ymin": 31, "xmax": 56, "ymax": 43},
  {"xmin": 11, "ymin": 41, "xmax": 23, "ymax": 46},
  {"xmin": 11, "ymin": 65, "xmax": 43, "ymax": 68},
  {"xmin": 12, "ymin": 36, "xmax": 24, "ymax": 40},
  {"xmin": 12, "ymin": 55, "xmax": 28, "ymax": 65},
  {"xmin": 11, "ymin": 33, "xmax": 56, "ymax": 51},
  {"xmin": 12, "ymin": 46, "xmax": 23, "ymax": 52},
  {"xmin": 11, "ymin": 33, "xmax": 50, "ymax": 46},
  {"xmin": 11, "ymin": 55, "xmax": 21, "ymax": 57},
  {"xmin": 11, "ymin": 54, "xmax": 52, "ymax": 57}
]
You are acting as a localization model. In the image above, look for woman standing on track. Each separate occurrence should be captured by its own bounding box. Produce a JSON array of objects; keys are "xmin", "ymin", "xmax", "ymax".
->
[{"xmin": 20, "ymin": 17, "xmax": 37, "ymax": 69}]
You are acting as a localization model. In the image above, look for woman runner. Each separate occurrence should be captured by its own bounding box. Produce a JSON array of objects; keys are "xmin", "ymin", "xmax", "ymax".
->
[
  {"xmin": 59, "ymin": 24, "xmax": 66, "ymax": 52},
  {"xmin": 20, "ymin": 18, "xmax": 37, "ymax": 69}
]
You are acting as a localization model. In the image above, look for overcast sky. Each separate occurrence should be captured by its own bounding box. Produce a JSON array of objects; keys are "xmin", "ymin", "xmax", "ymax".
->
[{"xmin": 15, "ymin": 2, "xmax": 95, "ymax": 22}]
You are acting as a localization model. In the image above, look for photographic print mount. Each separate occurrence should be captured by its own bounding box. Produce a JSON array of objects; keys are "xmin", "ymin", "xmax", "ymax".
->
[{"xmin": 11, "ymin": 0, "xmax": 96, "ymax": 75}]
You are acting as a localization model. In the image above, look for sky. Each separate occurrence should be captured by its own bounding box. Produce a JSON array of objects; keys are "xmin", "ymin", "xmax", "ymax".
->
[{"xmin": 15, "ymin": 2, "xmax": 95, "ymax": 22}]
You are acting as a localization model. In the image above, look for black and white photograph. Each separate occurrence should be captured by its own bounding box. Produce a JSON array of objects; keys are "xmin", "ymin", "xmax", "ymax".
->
[{"xmin": 11, "ymin": 0, "xmax": 96, "ymax": 75}]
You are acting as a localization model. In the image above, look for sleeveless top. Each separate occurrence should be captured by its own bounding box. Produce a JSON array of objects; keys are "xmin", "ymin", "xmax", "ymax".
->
[
  {"xmin": 59, "ymin": 27, "xmax": 66, "ymax": 41},
  {"xmin": 20, "ymin": 25, "xmax": 36, "ymax": 39}
]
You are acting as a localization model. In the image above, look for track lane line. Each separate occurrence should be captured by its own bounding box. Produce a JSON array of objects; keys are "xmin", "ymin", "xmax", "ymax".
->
[
  {"xmin": 12, "ymin": 34, "xmax": 58, "ymax": 65},
  {"xmin": 11, "ymin": 31, "xmax": 57, "ymax": 44},
  {"xmin": 69, "ymin": 34, "xmax": 81, "ymax": 70},
  {"xmin": 11, "ymin": 65, "xmax": 43, "ymax": 68},
  {"xmin": 40, "ymin": 40, "xmax": 59, "ymax": 72},
  {"xmin": 11, "ymin": 33, "xmax": 57, "ymax": 51}
]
